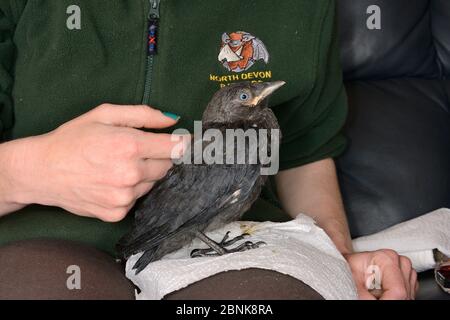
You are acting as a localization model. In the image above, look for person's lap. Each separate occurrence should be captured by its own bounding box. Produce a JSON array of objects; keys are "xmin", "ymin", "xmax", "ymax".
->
[
  {"xmin": 0, "ymin": 197, "xmax": 325, "ymax": 300},
  {"xmin": 165, "ymin": 268, "xmax": 324, "ymax": 300},
  {"xmin": 0, "ymin": 239, "xmax": 323, "ymax": 300},
  {"xmin": 0, "ymin": 239, "xmax": 135, "ymax": 300}
]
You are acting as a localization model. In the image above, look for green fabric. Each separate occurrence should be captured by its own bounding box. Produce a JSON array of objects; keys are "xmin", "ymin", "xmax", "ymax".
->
[
  {"xmin": 242, "ymin": 198, "xmax": 290, "ymax": 224},
  {"xmin": 0, "ymin": 205, "xmax": 133, "ymax": 254},
  {"xmin": 0, "ymin": 0, "xmax": 18, "ymax": 138},
  {"xmin": 0, "ymin": 0, "xmax": 347, "ymax": 255}
]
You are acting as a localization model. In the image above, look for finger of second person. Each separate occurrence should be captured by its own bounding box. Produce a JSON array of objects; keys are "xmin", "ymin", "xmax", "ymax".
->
[
  {"xmin": 399, "ymin": 257, "xmax": 413, "ymax": 299},
  {"xmin": 136, "ymin": 132, "xmax": 187, "ymax": 159},
  {"xmin": 356, "ymin": 284, "xmax": 377, "ymax": 300},
  {"xmin": 140, "ymin": 159, "xmax": 173, "ymax": 182},
  {"xmin": 376, "ymin": 259, "xmax": 409, "ymax": 300},
  {"xmin": 414, "ymin": 278, "xmax": 419, "ymax": 298},
  {"xmin": 410, "ymin": 270, "xmax": 418, "ymax": 300}
]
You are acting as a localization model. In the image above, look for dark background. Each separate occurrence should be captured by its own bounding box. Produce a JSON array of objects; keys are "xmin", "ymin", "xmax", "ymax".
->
[{"xmin": 335, "ymin": 0, "xmax": 450, "ymax": 237}]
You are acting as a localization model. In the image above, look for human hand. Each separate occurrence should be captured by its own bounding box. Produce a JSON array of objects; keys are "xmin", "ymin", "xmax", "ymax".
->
[
  {"xmin": 344, "ymin": 249, "xmax": 419, "ymax": 300},
  {"xmin": 9, "ymin": 104, "xmax": 185, "ymax": 222}
]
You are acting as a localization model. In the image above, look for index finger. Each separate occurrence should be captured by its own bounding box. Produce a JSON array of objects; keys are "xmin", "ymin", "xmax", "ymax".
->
[
  {"xmin": 89, "ymin": 104, "xmax": 179, "ymax": 129},
  {"xmin": 376, "ymin": 260, "xmax": 409, "ymax": 300},
  {"xmin": 136, "ymin": 132, "xmax": 188, "ymax": 160}
]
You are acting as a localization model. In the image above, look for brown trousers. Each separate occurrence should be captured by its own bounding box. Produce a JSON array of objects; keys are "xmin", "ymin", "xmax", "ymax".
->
[{"xmin": 0, "ymin": 239, "xmax": 323, "ymax": 300}]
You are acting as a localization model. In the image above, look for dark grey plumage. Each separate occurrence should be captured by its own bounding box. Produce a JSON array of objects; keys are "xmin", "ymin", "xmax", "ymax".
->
[{"xmin": 117, "ymin": 81, "xmax": 285, "ymax": 274}]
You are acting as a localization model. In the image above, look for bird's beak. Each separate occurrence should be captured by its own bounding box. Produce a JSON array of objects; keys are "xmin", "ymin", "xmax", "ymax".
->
[{"xmin": 250, "ymin": 81, "xmax": 286, "ymax": 106}]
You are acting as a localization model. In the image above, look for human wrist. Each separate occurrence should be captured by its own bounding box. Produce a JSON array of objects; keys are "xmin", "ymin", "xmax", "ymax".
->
[
  {"xmin": 336, "ymin": 240, "xmax": 354, "ymax": 256},
  {"xmin": 335, "ymin": 235, "xmax": 354, "ymax": 256},
  {"xmin": 337, "ymin": 236, "xmax": 354, "ymax": 256},
  {"xmin": 315, "ymin": 218, "xmax": 354, "ymax": 256},
  {"xmin": 0, "ymin": 136, "xmax": 48, "ymax": 206},
  {"xmin": 0, "ymin": 140, "xmax": 22, "ymax": 205},
  {"xmin": 323, "ymin": 226, "xmax": 354, "ymax": 256}
]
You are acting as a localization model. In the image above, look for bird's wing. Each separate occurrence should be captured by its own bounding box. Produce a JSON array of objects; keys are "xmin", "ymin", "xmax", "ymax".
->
[
  {"xmin": 117, "ymin": 137, "xmax": 261, "ymax": 258},
  {"xmin": 252, "ymin": 38, "xmax": 270, "ymax": 63}
]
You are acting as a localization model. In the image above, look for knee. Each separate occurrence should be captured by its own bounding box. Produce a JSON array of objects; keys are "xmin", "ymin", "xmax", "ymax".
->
[
  {"xmin": 0, "ymin": 239, "xmax": 135, "ymax": 300},
  {"xmin": 164, "ymin": 268, "xmax": 324, "ymax": 300}
]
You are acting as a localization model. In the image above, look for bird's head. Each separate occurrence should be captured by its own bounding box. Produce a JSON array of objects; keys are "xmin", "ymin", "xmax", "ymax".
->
[{"xmin": 202, "ymin": 81, "xmax": 286, "ymax": 124}]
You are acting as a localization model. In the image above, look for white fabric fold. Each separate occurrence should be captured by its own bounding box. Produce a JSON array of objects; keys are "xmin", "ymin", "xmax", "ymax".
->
[{"xmin": 352, "ymin": 208, "xmax": 450, "ymax": 272}]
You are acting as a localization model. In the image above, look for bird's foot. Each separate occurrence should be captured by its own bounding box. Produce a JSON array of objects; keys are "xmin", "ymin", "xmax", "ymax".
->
[{"xmin": 191, "ymin": 232, "xmax": 266, "ymax": 258}]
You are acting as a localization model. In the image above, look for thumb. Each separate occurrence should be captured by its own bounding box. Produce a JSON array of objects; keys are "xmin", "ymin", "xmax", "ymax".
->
[
  {"xmin": 87, "ymin": 104, "xmax": 180, "ymax": 129},
  {"xmin": 355, "ymin": 282, "xmax": 377, "ymax": 300}
]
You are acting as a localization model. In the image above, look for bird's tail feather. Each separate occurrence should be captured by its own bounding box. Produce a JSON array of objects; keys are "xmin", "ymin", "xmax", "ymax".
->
[
  {"xmin": 117, "ymin": 225, "xmax": 169, "ymax": 259},
  {"xmin": 132, "ymin": 249, "xmax": 159, "ymax": 274}
]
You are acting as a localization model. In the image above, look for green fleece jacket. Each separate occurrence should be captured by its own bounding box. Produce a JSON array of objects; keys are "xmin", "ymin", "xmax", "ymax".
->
[{"xmin": 0, "ymin": 0, "xmax": 347, "ymax": 255}]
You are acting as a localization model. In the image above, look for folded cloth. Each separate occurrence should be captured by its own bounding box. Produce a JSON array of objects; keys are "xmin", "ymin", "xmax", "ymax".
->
[
  {"xmin": 352, "ymin": 208, "xmax": 450, "ymax": 272},
  {"xmin": 126, "ymin": 214, "xmax": 358, "ymax": 300}
]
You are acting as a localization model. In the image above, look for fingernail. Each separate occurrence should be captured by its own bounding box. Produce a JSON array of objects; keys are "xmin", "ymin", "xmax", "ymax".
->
[{"xmin": 163, "ymin": 112, "xmax": 180, "ymax": 121}]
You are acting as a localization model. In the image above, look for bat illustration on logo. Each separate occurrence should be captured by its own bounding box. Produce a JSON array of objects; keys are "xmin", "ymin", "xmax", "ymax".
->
[{"xmin": 218, "ymin": 31, "xmax": 270, "ymax": 73}]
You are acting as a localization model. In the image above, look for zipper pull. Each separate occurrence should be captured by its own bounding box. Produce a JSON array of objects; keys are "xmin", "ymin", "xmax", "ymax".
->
[
  {"xmin": 149, "ymin": 0, "xmax": 160, "ymax": 20},
  {"xmin": 148, "ymin": 0, "xmax": 161, "ymax": 55}
]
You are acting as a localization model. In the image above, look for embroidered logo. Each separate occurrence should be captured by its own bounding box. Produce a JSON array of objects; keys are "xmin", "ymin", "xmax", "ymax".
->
[{"xmin": 218, "ymin": 31, "xmax": 269, "ymax": 73}]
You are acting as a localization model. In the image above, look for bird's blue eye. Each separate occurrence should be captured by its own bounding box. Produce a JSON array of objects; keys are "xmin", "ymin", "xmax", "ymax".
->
[{"xmin": 240, "ymin": 93, "xmax": 249, "ymax": 101}]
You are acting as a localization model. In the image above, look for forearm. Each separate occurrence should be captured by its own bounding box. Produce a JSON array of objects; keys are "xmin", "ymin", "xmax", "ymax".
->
[
  {"xmin": 0, "ymin": 137, "xmax": 40, "ymax": 216},
  {"xmin": 275, "ymin": 158, "xmax": 353, "ymax": 254}
]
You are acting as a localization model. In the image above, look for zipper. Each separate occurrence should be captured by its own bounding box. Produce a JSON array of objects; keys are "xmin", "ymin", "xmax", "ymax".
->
[{"xmin": 142, "ymin": 0, "xmax": 161, "ymax": 105}]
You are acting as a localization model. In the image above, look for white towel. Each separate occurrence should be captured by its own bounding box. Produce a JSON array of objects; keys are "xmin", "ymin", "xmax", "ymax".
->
[
  {"xmin": 352, "ymin": 208, "xmax": 450, "ymax": 272},
  {"xmin": 126, "ymin": 214, "xmax": 358, "ymax": 300}
]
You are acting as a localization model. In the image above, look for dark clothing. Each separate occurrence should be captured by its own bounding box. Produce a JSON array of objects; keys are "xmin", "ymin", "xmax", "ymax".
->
[{"xmin": 0, "ymin": 0, "xmax": 346, "ymax": 255}]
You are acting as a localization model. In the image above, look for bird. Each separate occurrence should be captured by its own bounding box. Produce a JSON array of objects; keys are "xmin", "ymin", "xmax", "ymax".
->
[{"xmin": 117, "ymin": 81, "xmax": 285, "ymax": 274}]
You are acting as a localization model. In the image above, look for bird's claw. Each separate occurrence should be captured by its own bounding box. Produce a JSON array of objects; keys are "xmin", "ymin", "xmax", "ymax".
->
[
  {"xmin": 220, "ymin": 232, "xmax": 250, "ymax": 246},
  {"xmin": 190, "ymin": 232, "xmax": 266, "ymax": 258}
]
